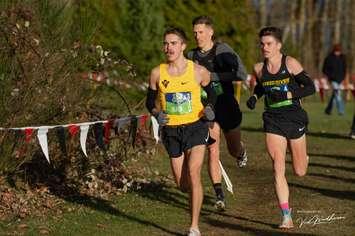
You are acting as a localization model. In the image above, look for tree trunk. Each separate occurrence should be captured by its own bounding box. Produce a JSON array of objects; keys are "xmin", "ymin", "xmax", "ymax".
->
[
  {"xmin": 318, "ymin": 0, "xmax": 330, "ymax": 74},
  {"xmin": 350, "ymin": 1, "xmax": 355, "ymax": 74},
  {"xmin": 334, "ymin": 0, "xmax": 342, "ymax": 44},
  {"xmin": 258, "ymin": 0, "xmax": 268, "ymax": 27},
  {"xmin": 302, "ymin": 0, "xmax": 315, "ymax": 75},
  {"xmin": 299, "ymin": 0, "xmax": 306, "ymax": 47}
]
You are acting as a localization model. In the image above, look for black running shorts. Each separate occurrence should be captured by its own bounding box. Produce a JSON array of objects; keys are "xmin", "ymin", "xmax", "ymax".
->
[
  {"xmin": 161, "ymin": 120, "xmax": 209, "ymax": 158},
  {"xmin": 215, "ymin": 93, "xmax": 242, "ymax": 131},
  {"xmin": 263, "ymin": 108, "xmax": 309, "ymax": 139}
]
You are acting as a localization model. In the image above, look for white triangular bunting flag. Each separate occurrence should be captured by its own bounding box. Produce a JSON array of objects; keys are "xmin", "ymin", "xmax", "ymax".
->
[
  {"xmin": 80, "ymin": 124, "xmax": 90, "ymax": 157},
  {"xmin": 116, "ymin": 117, "xmax": 131, "ymax": 132},
  {"xmin": 219, "ymin": 160, "xmax": 233, "ymax": 194},
  {"xmin": 151, "ymin": 116, "xmax": 159, "ymax": 143},
  {"xmin": 37, "ymin": 128, "xmax": 50, "ymax": 163}
]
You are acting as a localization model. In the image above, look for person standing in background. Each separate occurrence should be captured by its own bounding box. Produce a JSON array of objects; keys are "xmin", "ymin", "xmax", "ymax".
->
[{"xmin": 323, "ymin": 44, "xmax": 347, "ymax": 115}]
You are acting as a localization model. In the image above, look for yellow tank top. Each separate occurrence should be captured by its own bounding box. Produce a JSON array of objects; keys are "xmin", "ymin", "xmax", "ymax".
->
[{"xmin": 158, "ymin": 60, "xmax": 204, "ymax": 126}]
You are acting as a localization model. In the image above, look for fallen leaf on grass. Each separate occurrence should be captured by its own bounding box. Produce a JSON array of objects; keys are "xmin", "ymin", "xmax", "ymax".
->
[
  {"xmin": 96, "ymin": 223, "xmax": 107, "ymax": 228},
  {"xmin": 39, "ymin": 229, "xmax": 50, "ymax": 235},
  {"xmin": 38, "ymin": 226, "xmax": 50, "ymax": 235},
  {"xmin": 18, "ymin": 223, "xmax": 28, "ymax": 229}
]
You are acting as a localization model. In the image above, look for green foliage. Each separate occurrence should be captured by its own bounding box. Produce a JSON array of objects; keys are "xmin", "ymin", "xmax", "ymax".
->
[
  {"xmin": 89, "ymin": 0, "xmax": 166, "ymax": 80},
  {"xmin": 163, "ymin": 0, "xmax": 258, "ymax": 71},
  {"xmin": 0, "ymin": 1, "xmax": 139, "ymax": 178},
  {"xmin": 79, "ymin": 0, "xmax": 258, "ymax": 78}
]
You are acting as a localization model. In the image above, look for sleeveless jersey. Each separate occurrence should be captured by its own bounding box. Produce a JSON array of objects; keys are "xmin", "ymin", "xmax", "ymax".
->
[
  {"xmin": 158, "ymin": 60, "xmax": 204, "ymax": 126},
  {"xmin": 261, "ymin": 55, "xmax": 301, "ymax": 110}
]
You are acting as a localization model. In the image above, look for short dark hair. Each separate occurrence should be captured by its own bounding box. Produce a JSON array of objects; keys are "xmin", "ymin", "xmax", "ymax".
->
[
  {"xmin": 192, "ymin": 15, "xmax": 213, "ymax": 28},
  {"xmin": 163, "ymin": 27, "xmax": 188, "ymax": 44},
  {"xmin": 259, "ymin": 26, "xmax": 283, "ymax": 42}
]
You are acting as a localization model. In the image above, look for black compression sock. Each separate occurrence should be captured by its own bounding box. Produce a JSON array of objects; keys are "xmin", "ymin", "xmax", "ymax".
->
[{"xmin": 213, "ymin": 183, "xmax": 224, "ymax": 200}]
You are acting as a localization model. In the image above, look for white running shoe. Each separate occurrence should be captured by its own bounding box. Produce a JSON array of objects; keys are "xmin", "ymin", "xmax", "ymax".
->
[
  {"xmin": 214, "ymin": 199, "xmax": 226, "ymax": 211},
  {"xmin": 279, "ymin": 215, "xmax": 294, "ymax": 229},
  {"xmin": 187, "ymin": 228, "xmax": 201, "ymax": 236},
  {"xmin": 237, "ymin": 149, "xmax": 248, "ymax": 168}
]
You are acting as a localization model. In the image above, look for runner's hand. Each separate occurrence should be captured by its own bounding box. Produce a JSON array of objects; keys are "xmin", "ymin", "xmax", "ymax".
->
[
  {"xmin": 203, "ymin": 105, "xmax": 215, "ymax": 121},
  {"xmin": 153, "ymin": 111, "xmax": 169, "ymax": 126},
  {"xmin": 246, "ymin": 95, "xmax": 257, "ymax": 110}
]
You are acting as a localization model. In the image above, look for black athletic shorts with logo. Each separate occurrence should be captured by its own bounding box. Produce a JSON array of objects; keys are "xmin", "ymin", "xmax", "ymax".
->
[
  {"xmin": 263, "ymin": 108, "xmax": 309, "ymax": 139},
  {"xmin": 215, "ymin": 93, "xmax": 242, "ymax": 131},
  {"xmin": 161, "ymin": 119, "xmax": 209, "ymax": 158}
]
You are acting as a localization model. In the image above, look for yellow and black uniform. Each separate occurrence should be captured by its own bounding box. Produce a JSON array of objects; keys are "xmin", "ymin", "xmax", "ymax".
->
[
  {"xmin": 260, "ymin": 55, "xmax": 311, "ymax": 139},
  {"xmin": 158, "ymin": 60, "xmax": 204, "ymax": 125},
  {"xmin": 158, "ymin": 60, "xmax": 208, "ymax": 157}
]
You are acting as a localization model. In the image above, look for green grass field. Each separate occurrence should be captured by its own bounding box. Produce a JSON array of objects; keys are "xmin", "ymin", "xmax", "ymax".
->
[{"xmin": 1, "ymin": 94, "xmax": 354, "ymax": 236}]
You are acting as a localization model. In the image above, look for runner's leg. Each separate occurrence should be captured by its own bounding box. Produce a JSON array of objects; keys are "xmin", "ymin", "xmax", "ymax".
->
[
  {"xmin": 207, "ymin": 122, "xmax": 225, "ymax": 209},
  {"xmin": 186, "ymin": 144, "xmax": 205, "ymax": 230},
  {"xmin": 170, "ymin": 154, "xmax": 189, "ymax": 191},
  {"xmin": 266, "ymin": 133, "xmax": 293, "ymax": 228},
  {"xmin": 288, "ymin": 134, "xmax": 308, "ymax": 177},
  {"xmin": 224, "ymin": 126, "xmax": 247, "ymax": 167},
  {"xmin": 265, "ymin": 133, "xmax": 288, "ymax": 206},
  {"xmin": 207, "ymin": 122, "xmax": 222, "ymax": 185}
]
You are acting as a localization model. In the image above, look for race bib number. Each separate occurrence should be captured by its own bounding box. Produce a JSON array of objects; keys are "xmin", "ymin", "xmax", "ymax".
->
[
  {"xmin": 266, "ymin": 85, "xmax": 292, "ymax": 108},
  {"xmin": 165, "ymin": 92, "xmax": 192, "ymax": 115}
]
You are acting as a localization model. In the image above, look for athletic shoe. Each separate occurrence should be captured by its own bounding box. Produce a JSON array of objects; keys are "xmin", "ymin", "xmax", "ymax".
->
[
  {"xmin": 237, "ymin": 148, "xmax": 248, "ymax": 168},
  {"xmin": 187, "ymin": 228, "xmax": 201, "ymax": 236},
  {"xmin": 279, "ymin": 213, "xmax": 294, "ymax": 229},
  {"xmin": 350, "ymin": 132, "xmax": 355, "ymax": 140},
  {"xmin": 214, "ymin": 199, "xmax": 226, "ymax": 211}
]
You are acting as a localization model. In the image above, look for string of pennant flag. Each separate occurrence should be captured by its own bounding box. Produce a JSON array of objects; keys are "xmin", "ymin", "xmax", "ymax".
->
[
  {"xmin": 0, "ymin": 115, "xmax": 234, "ymax": 193},
  {"xmin": 0, "ymin": 114, "xmax": 161, "ymax": 163}
]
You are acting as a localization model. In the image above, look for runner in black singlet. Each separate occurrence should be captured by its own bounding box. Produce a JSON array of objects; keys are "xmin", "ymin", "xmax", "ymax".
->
[
  {"xmin": 246, "ymin": 26, "xmax": 315, "ymax": 229},
  {"xmin": 187, "ymin": 16, "xmax": 248, "ymax": 211}
]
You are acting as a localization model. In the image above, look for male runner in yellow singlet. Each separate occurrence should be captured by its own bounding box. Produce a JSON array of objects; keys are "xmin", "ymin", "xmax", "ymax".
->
[{"xmin": 146, "ymin": 27, "xmax": 216, "ymax": 236}]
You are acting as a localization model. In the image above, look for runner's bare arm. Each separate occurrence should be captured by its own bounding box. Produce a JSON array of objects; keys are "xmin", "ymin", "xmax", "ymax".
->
[
  {"xmin": 194, "ymin": 63, "xmax": 211, "ymax": 86},
  {"xmin": 285, "ymin": 56, "xmax": 303, "ymax": 75}
]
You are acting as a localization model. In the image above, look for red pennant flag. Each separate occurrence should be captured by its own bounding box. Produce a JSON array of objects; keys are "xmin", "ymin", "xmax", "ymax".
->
[
  {"xmin": 140, "ymin": 114, "xmax": 149, "ymax": 129},
  {"xmin": 68, "ymin": 125, "xmax": 79, "ymax": 137},
  {"xmin": 24, "ymin": 128, "xmax": 34, "ymax": 143},
  {"xmin": 104, "ymin": 121, "xmax": 112, "ymax": 144},
  {"xmin": 81, "ymin": 72, "xmax": 89, "ymax": 80}
]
